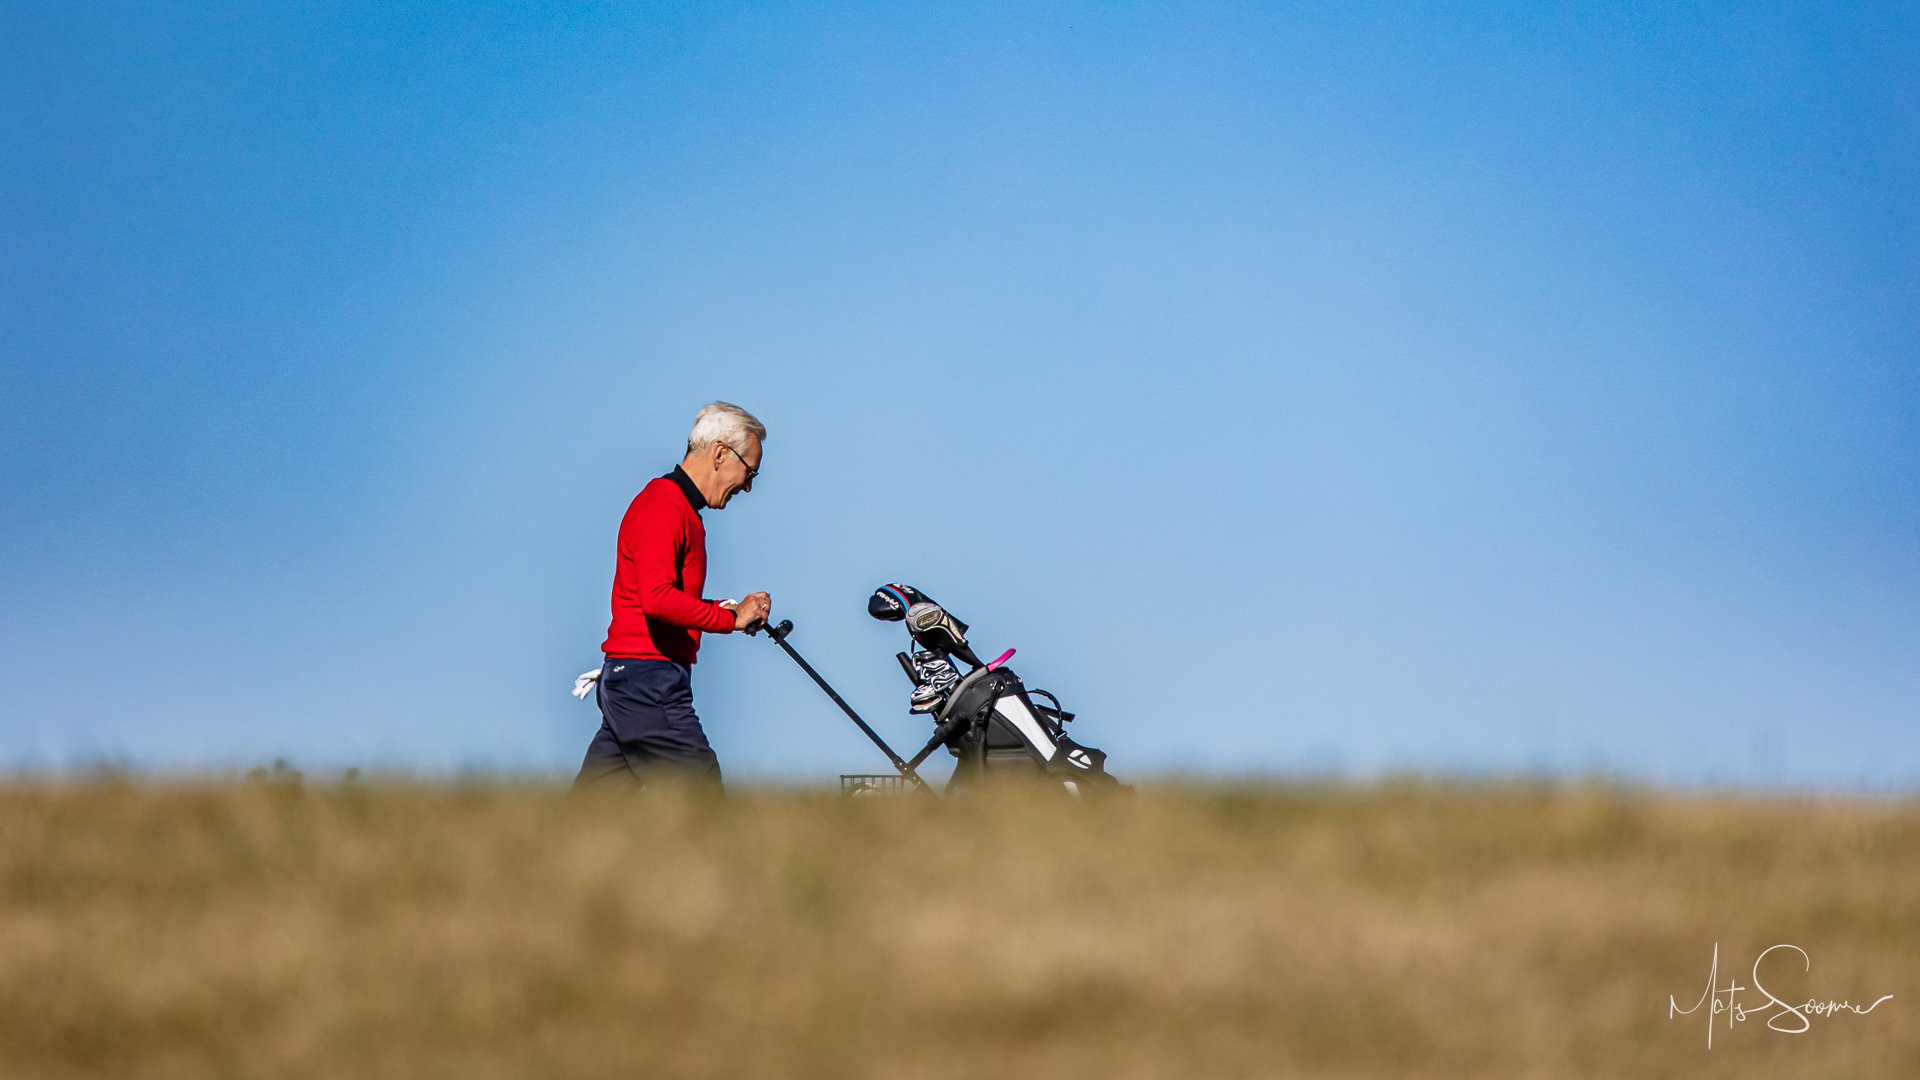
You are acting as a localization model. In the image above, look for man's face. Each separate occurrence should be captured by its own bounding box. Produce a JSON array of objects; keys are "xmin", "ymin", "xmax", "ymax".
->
[{"xmin": 712, "ymin": 435, "xmax": 761, "ymax": 509}]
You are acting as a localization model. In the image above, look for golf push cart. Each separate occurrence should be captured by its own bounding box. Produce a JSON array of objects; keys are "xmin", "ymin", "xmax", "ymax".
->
[{"xmin": 758, "ymin": 584, "xmax": 1122, "ymax": 796}]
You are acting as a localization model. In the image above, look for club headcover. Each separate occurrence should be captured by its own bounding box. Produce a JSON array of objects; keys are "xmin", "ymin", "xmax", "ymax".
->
[{"xmin": 867, "ymin": 583, "xmax": 931, "ymax": 621}]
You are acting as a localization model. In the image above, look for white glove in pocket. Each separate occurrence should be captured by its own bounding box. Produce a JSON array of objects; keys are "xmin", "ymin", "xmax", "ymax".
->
[{"xmin": 571, "ymin": 668, "xmax": 602, "ymax": 701}]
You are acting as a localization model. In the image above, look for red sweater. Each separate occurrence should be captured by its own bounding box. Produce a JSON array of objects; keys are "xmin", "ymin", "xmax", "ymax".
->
[{"xmin": 600, "ymin": 471, "xmax": 735, "ymax": 664}]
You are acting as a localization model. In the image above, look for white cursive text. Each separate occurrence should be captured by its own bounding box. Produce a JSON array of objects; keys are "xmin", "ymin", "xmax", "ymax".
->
[{"xmin": 1668, "ymin": 943, "xmax": 1893, "ymax": 1049}]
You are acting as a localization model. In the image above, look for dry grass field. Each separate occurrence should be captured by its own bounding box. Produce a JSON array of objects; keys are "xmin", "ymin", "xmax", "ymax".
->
[{"xmin": 2, "ymin": 775, "xmax": 1914, "ymax": 1079}]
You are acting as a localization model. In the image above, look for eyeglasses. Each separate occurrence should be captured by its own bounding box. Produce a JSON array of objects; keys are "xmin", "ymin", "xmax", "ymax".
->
[{"xmin": 722, "ymin": 443, "xmax": 760, "ymax": 483}]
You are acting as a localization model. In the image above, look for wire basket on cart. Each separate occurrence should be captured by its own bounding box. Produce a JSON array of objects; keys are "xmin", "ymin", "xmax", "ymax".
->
[{"xmin": 839, "ymin": 773, "xmax": 910, "ymax": 796}]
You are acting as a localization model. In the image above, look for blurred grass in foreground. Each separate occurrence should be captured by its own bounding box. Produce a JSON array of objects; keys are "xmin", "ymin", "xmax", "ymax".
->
[{"xmin": 2, "ymin": 778, "xmax": 1915, "ymax": 1079}]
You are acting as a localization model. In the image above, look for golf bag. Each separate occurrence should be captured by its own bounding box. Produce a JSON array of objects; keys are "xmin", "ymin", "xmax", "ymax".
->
[{"xmin": 864, "ymin": 583, "xmax": 1121, "ymax": 793}]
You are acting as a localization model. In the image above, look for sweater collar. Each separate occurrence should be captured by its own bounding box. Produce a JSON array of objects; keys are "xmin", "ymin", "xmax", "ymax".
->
[{"xmin": 666, "ymin": 464, "xmax": 708, "ymax": 513}]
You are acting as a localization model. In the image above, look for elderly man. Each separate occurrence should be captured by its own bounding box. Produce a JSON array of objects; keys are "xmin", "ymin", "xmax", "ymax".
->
[{"xmin": 573, "ymin": 402, "xmax": 771, "ymax": 790}]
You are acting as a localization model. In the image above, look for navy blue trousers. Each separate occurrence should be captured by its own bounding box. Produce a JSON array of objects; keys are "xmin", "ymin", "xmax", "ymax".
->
[{"xmin": 573, "ymin": 659, "xmax": 724, "ymax": 790}]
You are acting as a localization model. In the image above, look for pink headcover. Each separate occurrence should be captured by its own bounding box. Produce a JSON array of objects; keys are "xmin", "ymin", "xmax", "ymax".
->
[{"xmin": 987, "ymin": 648, "xmax": 1016, "ymax": 671}]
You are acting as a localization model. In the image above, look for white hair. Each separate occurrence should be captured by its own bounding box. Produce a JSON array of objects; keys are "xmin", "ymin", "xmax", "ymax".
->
[{"xmin": 686, "ymin": 401, "xmax": 767, "ymax": 454}]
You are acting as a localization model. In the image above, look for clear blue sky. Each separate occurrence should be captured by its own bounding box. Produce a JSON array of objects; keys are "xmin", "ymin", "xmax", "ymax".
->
[{"xmin": 3, "ymin": 3, "xmax": 1915, "ymax": 789}]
